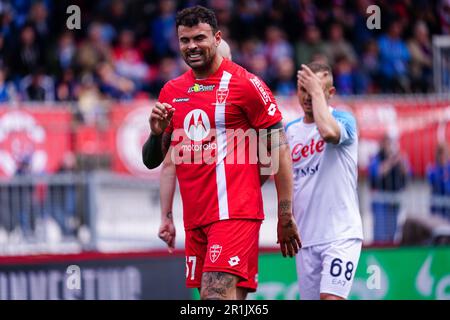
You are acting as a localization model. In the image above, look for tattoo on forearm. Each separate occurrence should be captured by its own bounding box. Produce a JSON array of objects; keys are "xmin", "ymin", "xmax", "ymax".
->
[
  {"xmin": 279, "ymin": 200, "xmax": 292, "ymax": 215},
  {"xmin": 267, "ymin": 129, "xmax": 289, "ymax": 151},
  {"xmin": 279, "ymin": 200, "xmax": 291, "ymax": 211},
  {"xmin": 166, "ymin": 211, "xmax": 173, "ymax": 220},
  {"xmin": 262, "ymin": 122, "xmax": 289, "ymax": 153},
  {"xmin": 201, "ymin": 272, "xmax": 238, "ymax": 300}
]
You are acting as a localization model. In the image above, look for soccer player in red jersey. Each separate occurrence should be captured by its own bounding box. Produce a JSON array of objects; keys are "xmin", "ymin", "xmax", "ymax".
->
[{"xmin": 142, "ymin": 6, "xmax": 300, "ymax": 300}]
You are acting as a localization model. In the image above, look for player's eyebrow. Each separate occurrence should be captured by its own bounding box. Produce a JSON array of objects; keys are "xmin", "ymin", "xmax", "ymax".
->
[{"xmin": 179, "ymin": 29, "xmax": 214, "ymax": 40}]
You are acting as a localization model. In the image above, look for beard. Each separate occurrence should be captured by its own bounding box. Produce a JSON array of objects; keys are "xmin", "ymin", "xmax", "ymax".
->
[{"xmin": 184, "ymin": 50, "xmax": 214, "ymax": 71}]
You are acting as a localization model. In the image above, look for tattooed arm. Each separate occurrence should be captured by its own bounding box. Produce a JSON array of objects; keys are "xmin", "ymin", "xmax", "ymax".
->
[
  {"xmin": 265, "ymin": 122, "xmax": 302, "ymax": 257},
  {"xmin": 158, "ymin": 152, "xmax": 176, "ymax": 253}
]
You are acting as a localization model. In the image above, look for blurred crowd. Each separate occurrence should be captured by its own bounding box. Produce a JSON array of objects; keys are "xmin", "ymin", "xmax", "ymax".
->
[{"xmin": 0, "ymin": 0, "xmax": 446, "ymax": 113}]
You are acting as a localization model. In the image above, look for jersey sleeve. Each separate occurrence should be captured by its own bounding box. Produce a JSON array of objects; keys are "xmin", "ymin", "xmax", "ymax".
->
[
  {"xmin": 241, "ymin": 75, "xmax": 283, "ymax": 129},
  {"xmin": 158, "ymin": 83, "xmax": 174, "ymax": 135},
  {"xmin": 332, "ymin": 110, "xmax": 357, "ymax": 146}
]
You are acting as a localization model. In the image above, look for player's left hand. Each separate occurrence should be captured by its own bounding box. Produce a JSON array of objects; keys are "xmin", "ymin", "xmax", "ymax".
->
[
  {"xmin": 297, "ymin": 64, "xmax": 323, "ymax": 95},
  {"xmin": 277, "ymin": 215, "xmax": 302, "ymax": 258}
]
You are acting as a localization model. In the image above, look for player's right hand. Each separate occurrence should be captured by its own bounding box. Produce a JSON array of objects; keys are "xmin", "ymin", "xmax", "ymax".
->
[
  {"xmin": 150, "ymin": 102, "xmax": 175, "ymax": 136},
  {"xmin": 158, "ymin": 218, "xmax": 176, "ymax": 253}
]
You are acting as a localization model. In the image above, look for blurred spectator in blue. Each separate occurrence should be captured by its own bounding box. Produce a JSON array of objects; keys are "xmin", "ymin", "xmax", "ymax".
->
[
  {"xmin": 272, "ymin": 56, "xmax": 296, "ymax": 96},
  {"xmin": 327, "ymin": 0, "xmax": 354, "ymax": 33},
  {"xmin": 28, "ymin": 1, "xmax": 51, "ymax": 43},
  {"xmin": 96, "ymin": 62, "xmax": 135, "ymax": 100},
  {"xmin": 10, "ymin": 24, "xmax": 45, "ymax": 79},
  {"xmin": 408, "ymin": 21, "xmax": 433, "ymax": 93},
  {"xmin": 47, "ymin": 31, "xmax": 76, "ymax": 78},
  {"xmin": 297, "ymin": 0, "xmax": 318, "ymax": 27},
  {"xmin": 0, "ymin": 4, "xmax": 17, "ymax": 45},
  {"xmin": 377, "ymin": 21, "xmax": 411, "ymax": 93},
  {"xmin": 248, "ymin": 53, "xmax": 271, "ymax": 83},
  {"xmin": 49, "ymin": 151, "xmax": 78, "ymax": 237},
  {"xmin": 9, "ymin": 0, "xmax": 32, "ymax": 29},
  {"xmin": 151, "ymin": 0, "xmax": 178, "ymax": 59},
  {"xmin": 262, "ymin": 25, "xmax": 293, "ymax": 80},
  {"xmin": 295, "ymin": 24, "xmax": 327, "ymax": 68},
  {"xmin": 351, "ymin": 0, "xmax": 377, "ymax": 54},
  {"xmin": 235, "ymin": 37, "xmax": 263, "ymax": 70},
  {"xmin": 0, "ymin": 67, "xmax": 18, "ymax": 102},
  {"xmin": 333, "ymin": 55, "xmax": 357, "ymax": 95},
  {"xmin": 360, "ymin": 39, "xmax": 380, "ymax": 93},
  {"xmin": 20, "ymin": 68, "xmax": 54, "ymax": 101},
  {"xmin": 55, "ymin": 31, "xmax": 76, "ymax": 72},
  {"xmin": 210, "ymin": 0, "xmax": 233, "ymax": 27},
  {"xmin": 369, "ymin": 134, "xmax": 410, "ymax": 244},
  {"xmin": 427, "ymin": 143, "xmax": 450, "ymax": 220},
  {"xmin": 324, "ymin": 22, "xmax": 357, "ymax": 66},
  {"xmin": 106, "ymin": 0, "xmax": 131, "ymax": 32},
  {"xmin": 264, "ymin": 0, "xmax": 298, "ymax": 41},
  {"xmin": 440, "ymin": 0, "xmax": 450, "ymax": 34},
  {"xmin": 113, "ymin": 29, "xmax": 149, "ymax": 88},
  {"xmin": 229, "ymin": 0, "xmax": 264, "ymax": 42}
]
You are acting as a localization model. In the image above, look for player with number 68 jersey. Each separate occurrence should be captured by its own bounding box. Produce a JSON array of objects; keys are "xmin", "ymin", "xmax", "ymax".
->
[{"xmin": 286, "ymin": 62, "xmax": 363, "ymax": 300}]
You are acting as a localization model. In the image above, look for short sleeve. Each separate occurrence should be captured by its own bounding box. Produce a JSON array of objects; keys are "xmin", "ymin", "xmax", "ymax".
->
[
  {"xmin": 332, "ymin": 110, "xmax": 357, "ymax": 146},
  {"xmin": 241, "ymin": 76, "xmax": 282, "ymax": 129}
]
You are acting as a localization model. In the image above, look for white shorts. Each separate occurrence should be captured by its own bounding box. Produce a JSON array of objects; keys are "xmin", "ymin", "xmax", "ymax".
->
[{"xmin": 296, "ymin": 238, "xmax": 362, "ymax": 300}]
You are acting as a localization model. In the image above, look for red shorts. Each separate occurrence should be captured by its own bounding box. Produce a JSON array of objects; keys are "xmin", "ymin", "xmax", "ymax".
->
[{"xmin": 185, "ymin": 219, "xmax": 262, "ymax": 292}]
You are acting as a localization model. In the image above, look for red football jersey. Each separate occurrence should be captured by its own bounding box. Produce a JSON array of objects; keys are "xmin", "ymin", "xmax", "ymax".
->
[{"xmin": 159, "ymin": 58, "xmax": 282, "ymax": 230}]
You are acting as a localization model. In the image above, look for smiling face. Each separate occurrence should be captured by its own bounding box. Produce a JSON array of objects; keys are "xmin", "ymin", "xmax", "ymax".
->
[{"xmin": 178, "ymin": 22, "xmax": 221, "ymax": 73}]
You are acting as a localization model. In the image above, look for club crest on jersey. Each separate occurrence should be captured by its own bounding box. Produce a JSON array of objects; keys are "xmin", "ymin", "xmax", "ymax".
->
[
  {"xmin": 216, "ymin": 88, "xmax": 229, "ymax": 104},
  {"xmin": 209, "ymin": 244, "xmax": 222, "ymax": 263},
  {"xmin": 188, "ymin": 83, "xmax": 215, "ymax": 93},
  {"xmin": 183, "ymin": 109, "xmax": 211, "ymax": 141}
]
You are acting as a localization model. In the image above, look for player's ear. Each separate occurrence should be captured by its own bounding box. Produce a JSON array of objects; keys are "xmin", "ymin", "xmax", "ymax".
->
[
  {"xmin": 328, "ymin": 86, "xmax": 336, "ymax": 99},
  {"xmin": 214, "ymin": 30, "xmax": 222, "ymax": 46}
]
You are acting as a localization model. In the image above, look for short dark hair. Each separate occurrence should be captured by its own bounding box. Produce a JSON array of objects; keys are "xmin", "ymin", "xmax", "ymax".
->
[{"xmin": 176, "ymin": 6, "xmax": 218, "ymax": 33}]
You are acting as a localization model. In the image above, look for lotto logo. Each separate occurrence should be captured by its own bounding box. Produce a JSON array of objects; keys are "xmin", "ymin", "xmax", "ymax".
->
[
  {"xmin": 228, "ymin": 256, "xmax": 240, "ymax": 267},
  {"xmin": 267, "ymin": 103, "xmax": 277, "ymax": 116}
]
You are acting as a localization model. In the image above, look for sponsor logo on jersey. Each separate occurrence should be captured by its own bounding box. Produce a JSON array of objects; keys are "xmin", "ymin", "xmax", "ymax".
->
[
  {"xmin": 228, "ymin": 256, "xmax": 240, "ymax": 267},
  {"xmin": 250, "ymin": 77, "xmax": 271, "ymax": 104},
  {"xmin": 216, "ymin": 88, "xmax": 229, "ymax": 104},
  {"xmin": 183, "ymin": 109, "xmax": 211, "ymax": 141},
  {"xmin": 188, "ymin": 83, "xmax": 215, "ymax": 93},
  {"xmin": 291, "ymin": 138, "xmax": 325, "ymax": 162},
  {"xmin": 210, "ymin": 244, "xmax": 222, "ymax": 263},
  {"xmin": 294, "ymin": 163, "xmax": 320, "ymax": 178},
  {"xmin": 172, "ymin": 97, "xmax": 189, "ymax": 103}
]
